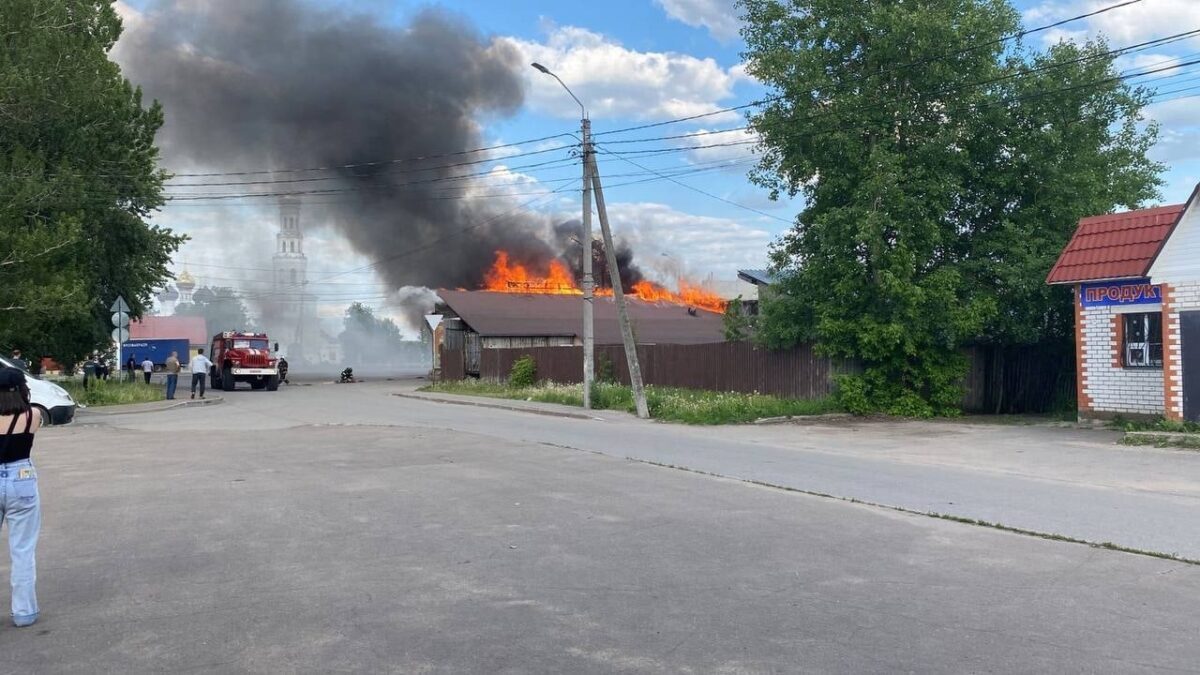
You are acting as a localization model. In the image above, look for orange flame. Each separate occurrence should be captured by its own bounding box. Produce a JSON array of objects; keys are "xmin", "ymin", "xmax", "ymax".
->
[
  {"xmin": 483, "ymin": 251, "xmax": 581, "ymax": 295},
  {"xmin": 481, "ymin": 250, "xmax": 727, "ymax": 313}
]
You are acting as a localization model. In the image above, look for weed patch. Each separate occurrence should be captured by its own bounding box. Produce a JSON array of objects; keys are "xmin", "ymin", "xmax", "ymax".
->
[
  {"xmin": 1112, "ymin": 416, "xmax": 1200, "ymax": 434},
  {"xmin": 423, "ymin": 380, "xmax": 839, "ymax": 424},
  {"xmin": 60, "ymin": 379, "xmax": 164, "ymax": 407}
]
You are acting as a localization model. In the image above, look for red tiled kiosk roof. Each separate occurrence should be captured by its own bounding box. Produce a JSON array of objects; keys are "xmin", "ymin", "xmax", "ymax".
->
[{"xmin": 1046, "ymin": 204, "xmax": 1185, "ymax": 284}]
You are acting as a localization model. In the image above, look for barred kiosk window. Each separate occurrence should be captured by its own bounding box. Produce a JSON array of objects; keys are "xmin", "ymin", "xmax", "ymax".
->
[{"xmin": 1123, "ymin": 312, "xmax": 1163, "ymax": 368}]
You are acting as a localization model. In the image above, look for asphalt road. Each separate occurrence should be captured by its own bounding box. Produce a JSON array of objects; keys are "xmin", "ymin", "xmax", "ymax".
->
[{"xmin": 4, "ymin": 381, "xmax": 1197, "ymax": 672}]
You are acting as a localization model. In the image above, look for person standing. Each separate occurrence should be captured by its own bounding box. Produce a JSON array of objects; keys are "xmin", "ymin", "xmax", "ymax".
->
[
  {"xmin": 82, "ymin": 354, "xmax": 98, "ymax": 390},
  {"xmin": 189, "ymin": 349, "xmax": 212, "ymax": 400},
  {"xmin": 164, "ymin": 352, "xmax": 181, "ymax": 400},
  {"xmin": 141, "ymin": 357, "xmax": 153, "ymax": 385},
  {"xmin": 126, "ymin": 355, "xmax": 137, "ymax": 383},
  {"xmin": 9, "ymin": 351, "xmax": 27, "ymax": 372},
  {"xmin": 0, "ymin": 367, "xmax": 42, "ymax": 627}
]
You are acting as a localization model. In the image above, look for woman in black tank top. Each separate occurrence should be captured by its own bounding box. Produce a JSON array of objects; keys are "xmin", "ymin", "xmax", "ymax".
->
[{"xmin": 0, "ymin": 367, "xmax": 42, "ymax": 627}]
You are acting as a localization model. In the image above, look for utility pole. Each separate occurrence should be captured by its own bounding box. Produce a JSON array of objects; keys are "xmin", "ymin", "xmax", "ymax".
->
[
  {"xmin": 532, "ymin": 62, "xmax": 596, "ymax": 409},
  {"xmin": 588, "ymin": 155, "xmax": 650, "ymax": 419},
  {"xmin": 580, "ymin": 118, "xmax": 595, "ymax": 408}
]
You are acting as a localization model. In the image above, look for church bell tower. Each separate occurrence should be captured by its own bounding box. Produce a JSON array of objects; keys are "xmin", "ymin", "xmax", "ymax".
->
[{"xmin": 272, "ymin": 197, "xmax": 311, "ymax": 356}]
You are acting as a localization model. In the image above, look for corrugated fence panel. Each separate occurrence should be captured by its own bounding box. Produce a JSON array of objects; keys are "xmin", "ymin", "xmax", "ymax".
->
[
  {"xmin": 452, "ymin": 340, "xmax": 1073, "ymax": 412},
  {"xmin": 440, "ymin": 345, "xmax": 465, "ymax": 381},
  {"xmin": 475, "ymin": 342, "xmax": 841, "ymax": 399}
]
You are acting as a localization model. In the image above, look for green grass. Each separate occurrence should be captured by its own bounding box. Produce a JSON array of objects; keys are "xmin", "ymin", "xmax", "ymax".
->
[
  {"xmin": 60, "ymin": 378, "xmax": 165, "ymax": 407},
  {"xmin": 1121, "ymin": 434, "xmax": 1200, "ymax": 451},
  {"xmin": 422, "ymin": 380, "xmax": 841, "ymax": 424},
  {"xmin": 1111, "ymin": 416, "xmax": 1200, "ymax": 434}
]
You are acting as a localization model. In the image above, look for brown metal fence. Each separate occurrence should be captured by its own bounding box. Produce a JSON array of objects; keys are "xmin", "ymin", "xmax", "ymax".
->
[
  {"xmin": 460, "ymin": 340, "xmax": 1074, "ymax": 412},
  {"xmin": 479, "ymin": 341, "xmax": 854, "ymax": 399},
  {"xmin": 440, "ymin": 345, "xmax": 465, "ymax": 381}
]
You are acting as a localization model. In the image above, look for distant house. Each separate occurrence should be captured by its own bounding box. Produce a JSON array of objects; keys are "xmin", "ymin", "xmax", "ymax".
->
[
  {"xmin": 129, "ymin": 316, "xmax": 209, "ymax": 359},
  {"xmin": 434, "ymin": 290, "xmax": 725, "ymax": 376},
  {"xmin": 1047, "ymin": 184, "xmax": 1200, "ymax": 422},
  {"xmin": 735, "ymin": 268, "xmax": 778, "ymax": 316},
  {"xmin": 737, "ymin": 268, "xmax": 777, "ymax": 287}
]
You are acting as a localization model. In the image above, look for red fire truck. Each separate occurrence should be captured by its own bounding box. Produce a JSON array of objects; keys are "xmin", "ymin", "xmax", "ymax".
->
[{"xmin": 209, "ymin": 331, "xmax": 280, "ymax": 392}]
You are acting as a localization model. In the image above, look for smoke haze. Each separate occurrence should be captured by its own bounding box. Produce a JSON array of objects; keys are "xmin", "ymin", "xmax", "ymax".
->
[{"xmin": 115, "ymin": 0, "xmax": 567, "ymax": 291}]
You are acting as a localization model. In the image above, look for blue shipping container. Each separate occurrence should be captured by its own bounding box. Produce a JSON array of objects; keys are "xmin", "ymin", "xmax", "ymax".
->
[{"xmin": 120, "ymin": 338, "xmax": 190, "ymax": 369}]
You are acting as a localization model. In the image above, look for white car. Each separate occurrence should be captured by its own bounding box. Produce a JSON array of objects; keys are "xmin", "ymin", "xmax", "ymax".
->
[{"xmin": 0, "ymin": 356, "xmax": 76, "ymax": 425}]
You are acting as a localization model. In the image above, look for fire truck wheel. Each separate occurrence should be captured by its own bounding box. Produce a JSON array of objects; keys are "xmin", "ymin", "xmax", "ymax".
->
[
  {"xmin": 221, "ymin": 364, "xmax": 235, "ymax": 392},
  {"xmin": 266, "ymin": 375, "xmax": 279, "ymax": 391}
]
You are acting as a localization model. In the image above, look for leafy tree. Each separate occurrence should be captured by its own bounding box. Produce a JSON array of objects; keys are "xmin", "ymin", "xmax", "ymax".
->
[
  {"xmin": 0, "ymin": 0, "xmax": 184, "ymax": 366},
  {"xmin": 174, "ymin": 287, "xmax": 256, "ymax": 335},
  {"xmin": 339, "ymin": 302, "xmax": 417, "ymax": 366},
  {"xmin": 723, "ymin": 296, "xmax": 754, "ymax": 341},
  {"xmin": 742, "ymin": 0, "xmax": 1162, "ymax": 416}
]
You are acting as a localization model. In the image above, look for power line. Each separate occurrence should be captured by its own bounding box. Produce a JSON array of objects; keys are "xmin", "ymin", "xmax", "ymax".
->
[
  {"xmin": 591, "ymin": 0, "xmax": 1155, "ymax": 138},
  {"xmin": 163, "ymin": 156, "xmax": 582, "ymax": 200},
  {"xmin": 595, "ymin": 146, "xmax": 789, "ymax": 224},
  {"xmin": 163, "ymin": 141, "xmax": 579, "ymax": 188},
  {"xmin": 236, "ymin": 185, "xmax": 576, "ymax": 299},
  {"xmin": 163, "ymin": 133, "xmax": 578, "ymax": 178}
]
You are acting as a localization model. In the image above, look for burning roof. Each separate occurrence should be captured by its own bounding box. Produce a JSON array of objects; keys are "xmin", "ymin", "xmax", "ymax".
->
[
  {"xmin": 480, "ymin": 250, "xmax": 727, "ymax": 313},
  {"xmin": 436, "ymin": 290, "xmax": 726, "ymax": 345}
]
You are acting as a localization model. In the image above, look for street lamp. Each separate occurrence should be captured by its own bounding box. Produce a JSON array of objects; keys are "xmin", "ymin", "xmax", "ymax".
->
[
  {"xmin": 531, "ymin": 63, "xmax": 650, "ymax": 419},
  {"xmin": 531, "ymin": 62, "xmax": 586, "ymax": 118},
  {"xmin": 532, "ymin": 62, "xmax": 595, "ymax": 410}
]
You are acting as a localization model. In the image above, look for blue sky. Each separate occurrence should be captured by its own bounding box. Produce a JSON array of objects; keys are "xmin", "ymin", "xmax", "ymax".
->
[{"xmin": 115, "ymin": 0, "xmax": 1200, "ymax": 329}]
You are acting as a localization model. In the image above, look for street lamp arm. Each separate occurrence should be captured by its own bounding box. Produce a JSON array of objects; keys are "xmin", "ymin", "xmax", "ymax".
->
[{"xmin": 530, "ymin": 62, "xmax": 586, "ymax": 119}]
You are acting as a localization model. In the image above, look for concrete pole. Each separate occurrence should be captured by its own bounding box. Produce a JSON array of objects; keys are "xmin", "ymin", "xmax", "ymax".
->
[
  {"xmin": 587, "ymin": 154, "xmax": 650, "ymax": 419},
  {"xmin": 581, "ymin": 118, "xmax": 595, "ymax": 409}
]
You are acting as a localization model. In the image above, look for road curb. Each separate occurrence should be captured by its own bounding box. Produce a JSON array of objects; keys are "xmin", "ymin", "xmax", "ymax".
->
[
  {"xmin": 77, "ymin": 395, "xmax": 225, "ymax": 417},
  {"xmin": 392, "ymin": 392, "xmax": 601, "ymax": 420},
  {"xmin": 753, "ymin": 413, "xmax": 853, "ymax": 425}
]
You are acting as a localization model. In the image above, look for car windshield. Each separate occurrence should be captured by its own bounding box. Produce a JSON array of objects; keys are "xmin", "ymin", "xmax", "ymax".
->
[{"xmin": 232, "ymin": 339, "xmax": 269, "ymax": 350}]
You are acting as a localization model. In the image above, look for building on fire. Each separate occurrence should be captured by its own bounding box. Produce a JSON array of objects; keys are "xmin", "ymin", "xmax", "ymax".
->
[
  {"xmin": 432, "ymin": 289, "xmax": 726, "ymax": 377},
  {"xmin": 1047, "ymin": 183, "xmax": 1200, "ymax": 422}
]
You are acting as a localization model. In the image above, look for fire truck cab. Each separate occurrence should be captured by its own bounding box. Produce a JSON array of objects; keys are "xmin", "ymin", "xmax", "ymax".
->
[{"xmin": 209, "ymin": 331, "xmax": 280, "ymax": 392}]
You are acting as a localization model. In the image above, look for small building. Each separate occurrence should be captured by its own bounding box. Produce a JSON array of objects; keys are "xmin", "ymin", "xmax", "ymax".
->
[
  {"xmin": 1047, "ymin": 185, "xmax": 1200, "ymax": 421},
  {"xmin": 736, "ymin": 268, "xmax": 778, "ymax": 316},
  {"xmin": 434, "ymin": 290, "xmax": 726, "ymax": 376},
  {"xmin": 129, "ymin": 315, "xmax": 209, "ymax": 360}
]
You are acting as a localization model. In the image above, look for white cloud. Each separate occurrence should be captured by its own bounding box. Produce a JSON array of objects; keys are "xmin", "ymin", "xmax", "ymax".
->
[
  {"xmin": 654, "ymin": 0, "xmax": 741, "ymax": 42},
  {"xmin": 1145, "ymin": 96, "xmax": 1200, "ymax": 128},
  {"xmin": 1026, "ymin": 0, "xmax": 1200, "ymax": 46},
  {"xmin": 680, "ymin": 127, "xmax": 761, "ymax": 165},
  {"xmin": 603, "ymin": 202, "xmax": 773, "ymax": 282},
  {"xmin": 500, "ymin": 25, "xmax": 745, "ymax": 123}
]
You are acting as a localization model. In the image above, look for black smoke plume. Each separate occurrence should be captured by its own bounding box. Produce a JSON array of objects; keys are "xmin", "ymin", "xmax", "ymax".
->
[
  {"xmin": 115, "ymin": 0, "xmax": 576, "ymax": 290},
  {"xmin": 552, "ymin": 221, "xmax": 644, "ymax": 290}
]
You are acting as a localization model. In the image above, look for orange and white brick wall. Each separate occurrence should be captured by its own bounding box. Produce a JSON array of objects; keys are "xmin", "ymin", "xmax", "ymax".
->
[
  {"xmin": 1076, "ymin": 292, "xmax": 1164, "ymax": 417},
  {"xmin": 1160, "ymin": 281, "xmax": 1200, "ymax": 420}
]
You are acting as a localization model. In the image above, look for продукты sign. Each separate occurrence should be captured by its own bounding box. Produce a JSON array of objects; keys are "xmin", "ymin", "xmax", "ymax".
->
[{"xmin": 1079, "ymin": 277, "xmax": 1162, "ymax": 308}]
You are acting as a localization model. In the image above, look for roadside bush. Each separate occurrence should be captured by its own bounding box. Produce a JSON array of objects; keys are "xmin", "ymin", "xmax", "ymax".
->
[
  {"xmin": 833, "ymin": 374, "xmax": 871, "ymax": 416},
  {"xmin": 595, "ymin": 354, "xmax": 618, "ymax": 384},
  {"xmin": 509, "ymin": 355, "xmax": 537, "ymax": 388}
]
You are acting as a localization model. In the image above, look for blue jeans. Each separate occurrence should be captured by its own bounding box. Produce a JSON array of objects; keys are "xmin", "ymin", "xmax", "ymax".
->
[
  {"xmin": 165, "ymin": 373, "xmax": 178, "ymax": 399},
  {"xmin": 191, "ymin": 372, "xmax": 206, "ymax": 397},
  {"xmin": 0, "ymin": 459, "xmax": 39, "ymax": 624}
]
